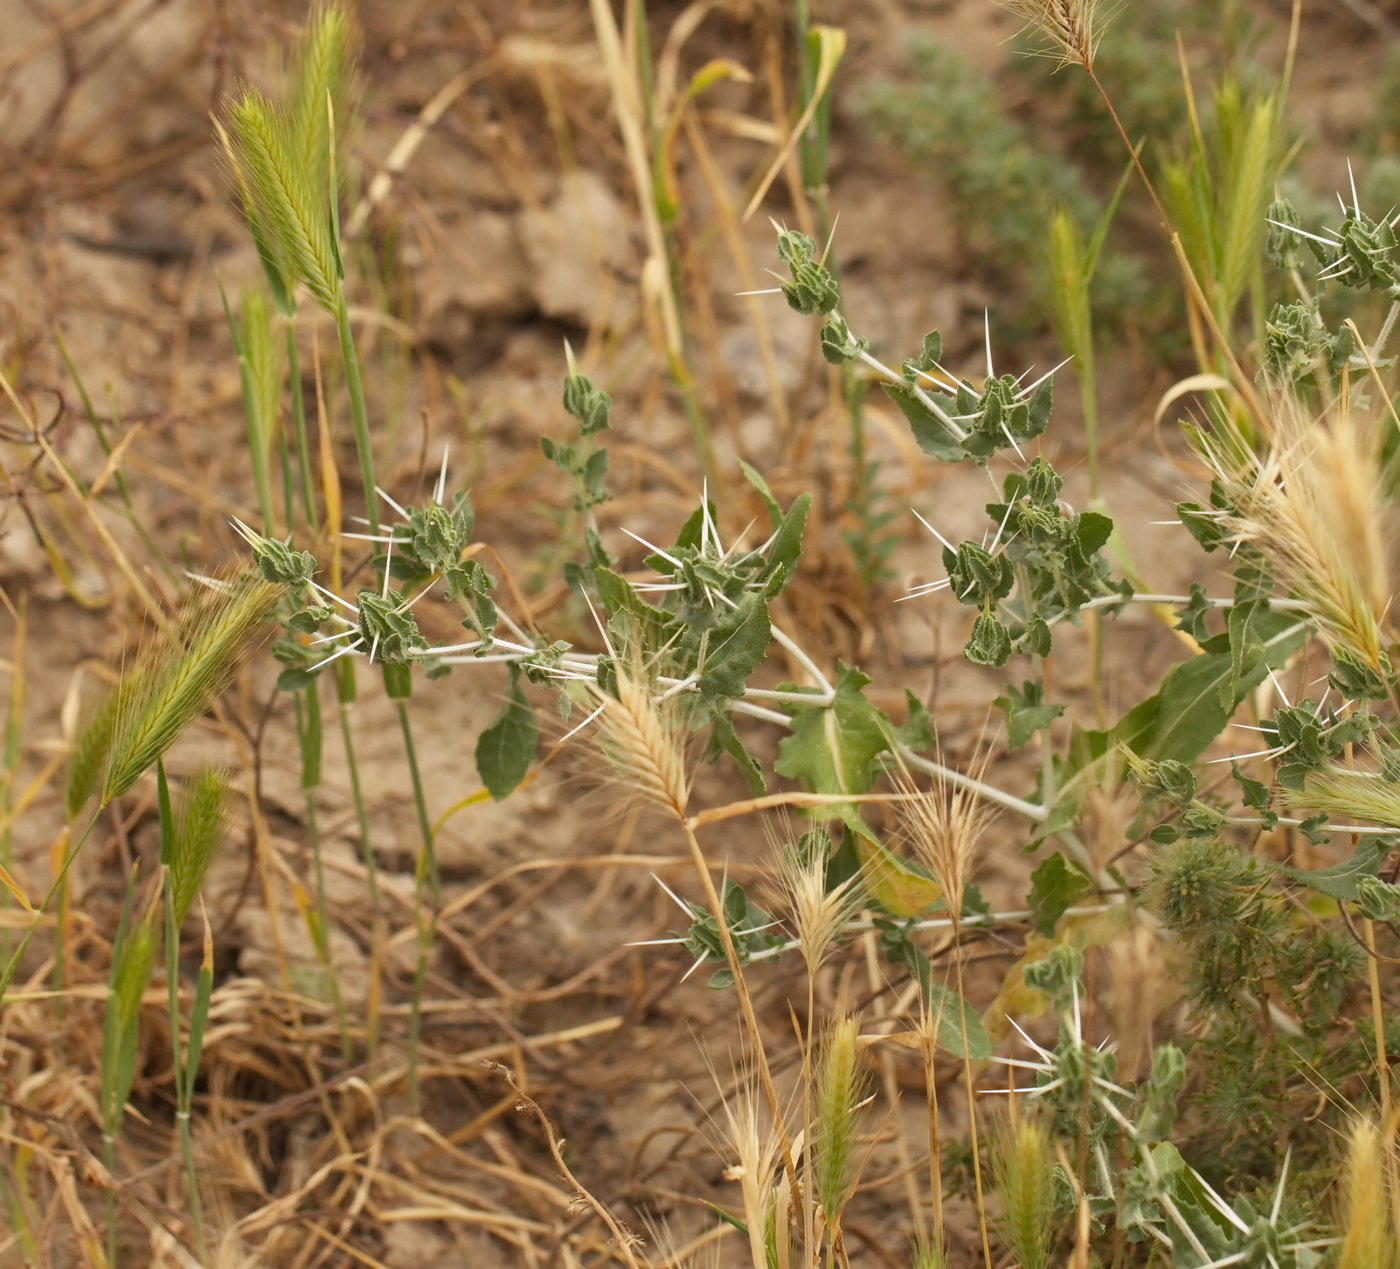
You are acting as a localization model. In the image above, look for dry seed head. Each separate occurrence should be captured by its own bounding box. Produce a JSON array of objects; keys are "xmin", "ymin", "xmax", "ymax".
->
[
  {"xmin": 774, "ymin": 840, "xmax": 862, "ymax": 976},
  {"xmin": 1301, "ymin": 768, "xmax": 1400, "ymax": 829},
  {"xmin": 814, "ymin": 1013, "xmax": 868, "ymax": 1226},
  {"xmin": 103, "ymin": 574, "xmax": 283, "ymax": 805},
  {"xmin": 893, "ymin": 760, "xmax": 995, "ymax": 921},
  {"xmin": 1207, "ymin": 403, "xmax": 1391, "ymax": 668},
  {"xmin": 997, "ymin": 0, "xmax": 1104, "ymax": 70},
  {"xmin": 714, "ymin": 1076, "xmax": 781, "ymax": 1268},
  {"xmin": 992, "ymin": 1116, "xmax": 1055, "ymax": 1269},
  {"xmin": 586, "ymin": 665, "xmax": 689, "ymax": 819},
  {"xmin": 1103, "ymin": 924, "xmax": 1171, "ymax": 1081},
  {"xmin": 1337, "ymin": 1117, "xmax": 1398, "ymax": 1269}
]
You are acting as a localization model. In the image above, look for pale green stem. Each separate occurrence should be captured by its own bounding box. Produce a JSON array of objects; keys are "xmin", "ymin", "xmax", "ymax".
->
[
  {"xmin": 334, "ymin": 289, "xmax": 379, "ymax": 540},
  {"xmin": 397, "ymin": 700, "xmax": 437, "ymax": 1109},
  {"xmin": 336, "ymin": 680, "xmax": 380, "ymax": 1055},
  {"xmin": 285, "ymin": 322, "xmax": 319, "ymax": 531},
  {"xmin": 164, "ymin": 885, "xmax": 207, "ymax": 1263}
]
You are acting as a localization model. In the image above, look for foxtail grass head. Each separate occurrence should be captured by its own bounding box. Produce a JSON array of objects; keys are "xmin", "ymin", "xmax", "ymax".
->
[
  {"xmin": 992, "ymin": 1116, "xmax": 1055, "ymax": 1269},
  {"xmin": 1201, "ymin": 398, "xmax": 1392, "ymax": 671},
  {"xmin": 288, "ymin": 1, "xmax": 360, "ymax": 208},
  {"xmin": 1336, "ymin": 1117, "xmax": 1398, "ymax": 1269},
  {"xmin": 100, "ymin": 573, "xmax": 282, "ymax": 807},
  {"xmin": 814, "ymin": 1013, "xmax": 869, "ymax": 1230},
  {"xmin": 219, "ymin": 2, "xmax": 359, "ymax": 313},
  {"xmin": 774, "ymin": 834, "xmax": 862, "ymax": 977},
  {"xmin": 586, "ymin": 663, "xmax": 690, "ymax": 821},
  {"xmin": 168, "ymin": 766, "xmax": 234, "ymax": 926},
  {"xmin": 893, "ymin": 758, "xmax": 994, "ymax": 921},
  {"xmin": 998, "ymin": 0, "xmax": 1104, "ymax": 71}
]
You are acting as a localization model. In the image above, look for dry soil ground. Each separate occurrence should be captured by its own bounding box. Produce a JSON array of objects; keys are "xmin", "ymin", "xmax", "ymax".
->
[{"xmin": 0, "ymin": 0, "xmax": 1395, "ymax": 1265}]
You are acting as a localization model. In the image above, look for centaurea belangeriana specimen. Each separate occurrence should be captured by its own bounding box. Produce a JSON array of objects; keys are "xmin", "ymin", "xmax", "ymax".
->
[{"xmin": 1201, "ymin": 399, "xmax": 1392, "ymax": 671}]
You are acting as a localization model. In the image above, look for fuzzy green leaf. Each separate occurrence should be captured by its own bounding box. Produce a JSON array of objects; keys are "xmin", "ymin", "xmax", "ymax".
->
[
  {"xmin": 775, "ymin": 665, "xmax": 888, "ymax": 814},
  {"xmin": 1028, "ymin": 852, "xmax": 1093, "ymax": 936},
  {"xmin": 994, "ymin": 681, "xmax": 1063, "ymax": 749},
  {"xmin": 476, "ymin": 665, "xmax": 537, "ymax": 800},
  {"xmin": 1275, "ymin": 835, "xmax": 1389, "ymax": 901},
  {"xmin": 882, "ymin": 382, "xmax": 964, "ymax": 462}
]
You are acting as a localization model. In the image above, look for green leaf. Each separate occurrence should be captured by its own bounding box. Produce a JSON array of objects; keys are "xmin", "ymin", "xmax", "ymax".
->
[
  {"xmin": 696, "ymin": 588, "xmax": 772, "ymax": 699},
  {"xmin": 705, "ymin": 712, "xmax": 766, "ymax": 798},
  {"xmin": 1220, "ymin": 600, "xmax": 1262, "ymax": 711},
  {"xmin": 1028, "ymin": 852, "xmax": 1092, "ymax": 936},
  {"xmin": 898, "ymin": 689, "xmax": 935, "ymax": 752},
  {"xmin": 882, "ymin": 381, "xmax": 964, "ymax": 462},
  {"xmin": 1111, "ymin": 612, "xmax": 1306, "ymax": 765},
  {"xmin": 759, "ymin": 493, "xmax": 811, "ymax": 588},
  {"xmin": 475, "ymin": 665, "xmax": 538, "ymax": 800},
  {"xmin": 775, "ymin": 664, "xmax": 887, "ymax": 813},
  {"xmin": 901, "ymin": 329, "xmax": 943, "ymax": 381},
  {"xmin": 1074, "ymin": 510, "xmax": 1113, "ymax": 556},
  {"xmin": 926, "ymin": 979, "xmax": 993, "ymax": 1060},
  {"xmin": 1231, "ymin": 760, "xmax": 1275, "ymax": 828},
  {"xmin": 737, "ymin": 458, "xmax": 780, "ymax": 527},
  {"xmin": 994, "ymin": 680, "xmax": 1063, "ymax": 749},
  {"xmin": 1275, "ymin": 835, "xmax": 1389, "ymax": 901}
]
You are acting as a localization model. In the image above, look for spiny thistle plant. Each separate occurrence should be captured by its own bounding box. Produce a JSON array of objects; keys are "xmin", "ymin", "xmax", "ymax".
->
[{"xmin": 17, "ymin": 0, "xmax": 1400, "ymax": 1264}]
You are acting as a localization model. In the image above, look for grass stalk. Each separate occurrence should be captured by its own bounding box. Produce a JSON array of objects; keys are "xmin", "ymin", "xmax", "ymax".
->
[
  {"xmin": 397, "ymin": 697, "xmax": 437, "ymax": 1108},
  {"xmin": 295, "ymin": 684, "xmax": 350, "ymax": 1060},
  {"xmin": 156, "ymin": 762, "xmax": 208, "ymax": 1263},
  {"xmin": 335, "ymin": 662, "xmax": 380, "ymax": 1055},
  {"xmin": 333, "ymin": 291, "xmax": 380, "ymax": 540}
]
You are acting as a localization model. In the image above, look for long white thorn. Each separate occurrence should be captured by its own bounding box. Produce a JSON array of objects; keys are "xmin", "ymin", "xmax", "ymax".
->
[
  {"xmin": 435, "ymin": 445, "xmax": 451, "ymax": 506},
  {"xmin": 911, "ymin": 508, "xmax": 958, "ymax": 553}
]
